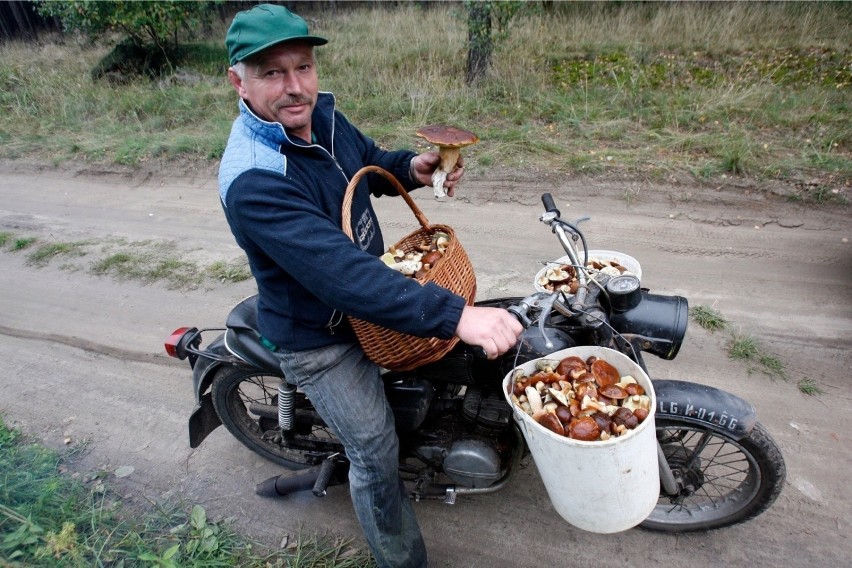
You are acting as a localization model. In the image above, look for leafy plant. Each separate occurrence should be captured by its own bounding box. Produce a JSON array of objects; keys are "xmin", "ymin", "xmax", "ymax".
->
[
  {"xmin": 0, "ymin": 416, "xmax": 372, "ymax": 567},
  {"xmin": 36, "ymin": 0, "xmax": 221, "ymax": 77},
  {"xmin": 36, "ymin": 1, "xmax": 219, "ymax": 53}
]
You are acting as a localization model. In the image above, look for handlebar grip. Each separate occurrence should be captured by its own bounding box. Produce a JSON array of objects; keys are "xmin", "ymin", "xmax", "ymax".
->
[
  {"xmin": 507, "ymin": 304, "xmax": 532, "ymax": 328},
  {"xmin": 541, "ymin": 193, "xmax": 560, "ymax": 218}
]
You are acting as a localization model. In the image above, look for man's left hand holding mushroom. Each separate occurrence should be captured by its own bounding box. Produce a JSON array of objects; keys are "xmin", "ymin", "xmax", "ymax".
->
[{"xmin": 409, "ymin": 152, "xmax": 465, "ymax": 197}]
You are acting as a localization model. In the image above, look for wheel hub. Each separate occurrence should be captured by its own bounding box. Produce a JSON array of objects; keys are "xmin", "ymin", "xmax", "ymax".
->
[{"xmin": 663, "ymin": 445, "xmax": 705, "ymax": 499}]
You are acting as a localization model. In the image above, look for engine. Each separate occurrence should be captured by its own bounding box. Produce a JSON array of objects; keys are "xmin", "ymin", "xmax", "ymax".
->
[{"xmin": 405, "ymin": 385, "xmax": 515, "ymax": 489}]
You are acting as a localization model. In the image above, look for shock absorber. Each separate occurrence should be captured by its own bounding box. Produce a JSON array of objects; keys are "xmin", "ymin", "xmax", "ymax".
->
[{"xmin": 277, "ymin": 380, "xmax": 296, "ymax": 431}]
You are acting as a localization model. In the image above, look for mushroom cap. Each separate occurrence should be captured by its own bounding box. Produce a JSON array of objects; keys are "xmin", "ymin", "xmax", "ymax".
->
[{"xmin": 415, "ymin": 125, "xmax": 479, "ymax": 148}]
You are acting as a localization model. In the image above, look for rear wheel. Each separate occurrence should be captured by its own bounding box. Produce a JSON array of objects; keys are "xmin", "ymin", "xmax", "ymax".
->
[
  {"xmin": 641, "ymin": 419, "xmax": 785, "ymax": 532},
  {"xmin": 210, "ymin": 365, "xmax": 343, "ymax": 468}
]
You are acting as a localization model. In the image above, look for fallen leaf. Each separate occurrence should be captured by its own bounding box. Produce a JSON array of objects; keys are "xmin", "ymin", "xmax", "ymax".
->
[{"xmin": 114, "ymin": 465, "xmax": 135, "ymax": 478}]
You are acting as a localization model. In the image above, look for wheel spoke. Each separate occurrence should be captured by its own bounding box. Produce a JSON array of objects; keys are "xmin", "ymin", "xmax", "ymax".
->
[{"xmin": 212, "ymin": 368, "xmax": 343, "ymax": 467}]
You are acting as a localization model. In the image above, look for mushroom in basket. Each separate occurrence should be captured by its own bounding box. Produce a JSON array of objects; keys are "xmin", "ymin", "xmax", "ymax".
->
[{"xmin": 415, "ymin": 125, "xmax": 479, "ymax": 199}]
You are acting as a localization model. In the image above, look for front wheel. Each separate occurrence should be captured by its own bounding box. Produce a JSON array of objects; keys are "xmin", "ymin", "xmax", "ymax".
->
[{"xmin": 641, "ymin": 419, "xmax": 785, "ymax": 532}]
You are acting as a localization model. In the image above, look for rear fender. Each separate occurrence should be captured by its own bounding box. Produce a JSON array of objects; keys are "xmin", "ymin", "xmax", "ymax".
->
[
  {"xmin": 652, "ymin": 379, "xmax": 756, "ymax": 440},
  {"xmin": 188, "ymin": 334, "xmax": 229, "ymax": 448},
  {"xmin": 191, "ymin": 333, "xmax": 228, "ymax": 402}
]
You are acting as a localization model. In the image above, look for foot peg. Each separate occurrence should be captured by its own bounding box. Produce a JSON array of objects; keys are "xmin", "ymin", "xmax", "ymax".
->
[{"xmin": 312, "ymin": 453, "xmax": 340, "ymax": 497}]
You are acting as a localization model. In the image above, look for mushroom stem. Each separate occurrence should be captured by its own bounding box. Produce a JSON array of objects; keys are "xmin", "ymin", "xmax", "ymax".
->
[
  {"xmin": 437, "ymin": 146, "xmax": 461, "ymax": 173},
  {"xmin": 431, "ymin": 147, "xmax": 461, "ymax": 198}
]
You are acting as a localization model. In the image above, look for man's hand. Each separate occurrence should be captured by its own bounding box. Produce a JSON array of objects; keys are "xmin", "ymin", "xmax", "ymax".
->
[
  {"xmin": 454, "ymin": 305, "xmax": 524, "ymax": 360},
  {"xmin": 410, "ymin": 152, "xmax": 465, "ymax": 197}
]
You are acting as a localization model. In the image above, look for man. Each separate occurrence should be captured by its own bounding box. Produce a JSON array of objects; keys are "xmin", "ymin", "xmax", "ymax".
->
[{"xmin": 220, "ymin": 5, "xmax": 523, "ymax": 567}]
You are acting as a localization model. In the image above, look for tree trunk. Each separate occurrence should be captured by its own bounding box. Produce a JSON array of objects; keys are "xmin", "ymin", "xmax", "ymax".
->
[{"xmin": 465, "ymin": 2, "xmax": 493, "ymax": 85}]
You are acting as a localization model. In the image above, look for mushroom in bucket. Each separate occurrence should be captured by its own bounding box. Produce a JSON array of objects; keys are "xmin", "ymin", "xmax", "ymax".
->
[{"xmin": 415, "ymin": 125, "xmax": 479, "ymax": 199}]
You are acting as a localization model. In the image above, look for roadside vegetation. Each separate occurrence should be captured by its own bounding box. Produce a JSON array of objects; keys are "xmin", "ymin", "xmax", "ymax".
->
[
  {"xmin": 0, "ymin": 2, "xmax": 849, "ymax": 197},
  {"xmin": 0, "ymin": 415, "xmax": 375, "ymax": 567},
  {"xmin": 689, "ymin": 303, "xmax": 822, "ymax": 395},
  {"xmin": 0, "ymin": 231, "xmax": 251, "ymax": 288}
]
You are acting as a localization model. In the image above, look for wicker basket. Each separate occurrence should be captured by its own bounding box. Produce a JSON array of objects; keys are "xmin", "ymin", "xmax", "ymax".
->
[{"xmin": 341, "ymin": 165, "xmax": 477, "ymax": 371}]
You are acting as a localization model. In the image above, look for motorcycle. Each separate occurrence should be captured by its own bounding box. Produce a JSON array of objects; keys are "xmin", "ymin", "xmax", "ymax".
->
[{"xmin": 164, "ymin": 193, "xmax": 785, "ymax": 533}]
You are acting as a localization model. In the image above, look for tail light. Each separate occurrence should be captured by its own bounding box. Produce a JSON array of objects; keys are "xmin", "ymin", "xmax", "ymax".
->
[{"xmin": 164, "ymin": 327, "xmax": 199, "ymax": 359}]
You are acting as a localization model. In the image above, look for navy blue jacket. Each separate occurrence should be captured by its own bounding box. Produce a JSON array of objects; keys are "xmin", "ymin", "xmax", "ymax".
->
[{"xmin": 218, "ymin": 93, "xmax": 466, "ymax": 351}]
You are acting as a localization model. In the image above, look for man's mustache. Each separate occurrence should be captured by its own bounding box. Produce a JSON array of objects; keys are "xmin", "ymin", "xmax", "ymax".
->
[{"xmin": 274, "ymin": 95, "xmax": 313, "ymax": 110}]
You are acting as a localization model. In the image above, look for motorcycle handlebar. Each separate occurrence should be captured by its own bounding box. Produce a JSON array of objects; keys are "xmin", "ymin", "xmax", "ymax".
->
[{"xmin": 541, "ymin": 193, "xmax": 560, "ymax": 217}]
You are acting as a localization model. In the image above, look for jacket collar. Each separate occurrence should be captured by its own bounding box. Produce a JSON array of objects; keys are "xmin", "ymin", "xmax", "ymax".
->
[{"xmin": 238, "ymin": 91, "xmax": 337, "ymax": 150}]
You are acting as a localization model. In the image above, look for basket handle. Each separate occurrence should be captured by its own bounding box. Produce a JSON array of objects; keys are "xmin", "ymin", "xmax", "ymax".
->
[{"xmin": 341, "ymin": 166, "xmax": 431, "ymax": 241}]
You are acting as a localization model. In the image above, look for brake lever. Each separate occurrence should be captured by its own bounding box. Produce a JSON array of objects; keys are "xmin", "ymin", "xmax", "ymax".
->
[
  {"xmin": 508, "ymin": 292, "xmax": 558, "ymax": 350},
  {"xmin": 534, "ymin": 293, "xmax": 559, "ymax": 350}
]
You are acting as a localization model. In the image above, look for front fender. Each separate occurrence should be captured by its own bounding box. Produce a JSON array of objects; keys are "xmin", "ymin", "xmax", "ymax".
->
[{"xmin": 652, "ymin": 379, "xmax": 757, "ymax": 440}]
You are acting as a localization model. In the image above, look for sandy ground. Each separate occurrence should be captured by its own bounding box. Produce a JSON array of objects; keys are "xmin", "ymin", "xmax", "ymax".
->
[{"xmin": 0, "ymin": 159, "xmax": 850, "ymax": 567}]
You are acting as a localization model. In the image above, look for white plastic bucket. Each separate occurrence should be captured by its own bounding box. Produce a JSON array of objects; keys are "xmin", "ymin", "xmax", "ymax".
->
[
  {"xmin": 503, "ymin": 346, "xmax": 659, "ymax": 533},
  {"xmin": 534, "ymin": 250, "xmax": 642, "ymax": 294}
]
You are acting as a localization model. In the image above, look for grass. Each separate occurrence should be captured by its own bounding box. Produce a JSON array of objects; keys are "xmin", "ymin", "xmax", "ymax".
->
[
  {"xmin": 11, "ymin": 237, "xmax": 37, "ymax": 251},
  {"xmin": 0, "ymin": 2, "xmax": 849, "ymax": 191},
  {"xmin": 207, "ymin": 258, "xmax": 253, "ymax": 284},
  {"xmin": 1, "ymin": 231, "xmax": 252, "ymax": 290},
  {"xmin": 797, "ymin": 378, "xmax": 824, "ymax": 396},
  {"xmin": 689, "ymin": 304, "xmax": 728, "ymax": 332},
  {"xmin": 89, "ymin": 242, "xmax": 206, "ymax": 289},
  {"xmin": 693, "ymin": 305, "xmax": 822, "ymax": 395},
  {"xmin": 0, "ymin": 415, "xmax": 375, "ymax": 567},
  {"xmin": 728, "ymin": 330, "xmax": 787, "ymax": 382},
  {"xmin": 27, "ymin": 241, "xmax": 89, "ymax": 266}
]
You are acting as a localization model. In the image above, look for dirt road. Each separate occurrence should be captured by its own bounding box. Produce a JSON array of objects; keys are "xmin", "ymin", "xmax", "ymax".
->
[{"xmin": 1, "ymin": 160, "xmax": 849, "ymax": 567}]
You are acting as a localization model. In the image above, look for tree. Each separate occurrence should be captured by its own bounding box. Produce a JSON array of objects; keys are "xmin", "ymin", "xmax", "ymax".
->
[
  {"xmin": 465, "ymin": 0, "xmax": 522, "ymax": 85},
  {"xmin": 36, "ymin": 1, "xmax": 219, "ymax": 76}
]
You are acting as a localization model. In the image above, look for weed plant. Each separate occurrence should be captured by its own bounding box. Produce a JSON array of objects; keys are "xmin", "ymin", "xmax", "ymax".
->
[
  {"xmin": 797, "ymin": 378, "xmax": 824, "ymax": 396},
  {"xmin": 1, "ymin": 231, "xmax": 251, "ymax": 289},
  {"xmin": 689, "ymin": 304, "xmax": 728, "ymax": 331},
  {"xmin": 27, "ymin": 241, "xmax": 88, "ymax": 266},
  {"xmin": 728, "ymin": 331, "xmax": 787, "ymax": 381},
  {"xmin": 12, "ymin": 237, "xmax": 37, "ymax": 250},
  {"xmin": 0, "ymin": 2, "xmax": 848, "ymax": 187},
  {"xmin": 0, "ymin": 416, "xmax": 374, "ymax": 567}
]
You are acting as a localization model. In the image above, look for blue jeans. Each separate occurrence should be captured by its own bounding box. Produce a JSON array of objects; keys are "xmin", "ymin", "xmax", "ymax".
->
[{"xmin": 276, "ymin": 342, "xmax": 427, "ymax": 568}]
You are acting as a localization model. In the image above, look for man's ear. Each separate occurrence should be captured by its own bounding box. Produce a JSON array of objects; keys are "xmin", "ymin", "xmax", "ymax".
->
[{"xmin": 228, "ymin": 68, "xmax": 247, "ymax": 98}]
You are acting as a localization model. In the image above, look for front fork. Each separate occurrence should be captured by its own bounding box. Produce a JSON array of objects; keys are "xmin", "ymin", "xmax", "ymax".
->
[
  {"xmin": 652, "ymin": 379, "xmax": 758, "ymax": 497},
  {"xmin": 657, "ymin": 444, "xmax": 680, "ymax": 495}
]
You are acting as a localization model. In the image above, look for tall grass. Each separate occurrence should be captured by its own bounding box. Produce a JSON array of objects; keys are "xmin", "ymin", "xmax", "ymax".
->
[
  {"xmin": 0, "ymin": 2, "xmax": 848, "ymax": 186},
  {"xmin": 0, "ymin": 416, "xmax": 375, "ymax": 567}
]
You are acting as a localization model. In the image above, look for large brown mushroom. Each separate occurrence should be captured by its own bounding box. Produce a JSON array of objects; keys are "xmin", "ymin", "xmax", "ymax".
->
[{"xmin": 415, "ymin": 125, "xmax": 479, "ymax": 199}]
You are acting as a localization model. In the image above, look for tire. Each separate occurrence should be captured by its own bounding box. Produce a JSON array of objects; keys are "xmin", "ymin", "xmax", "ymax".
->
[
  {"xmin": 210, "ymin": 365, "xmax": 343, "ymax": 468},
  {"xmin": 640, "ymin": 419, "xmax": 786, "ymax": 532}
]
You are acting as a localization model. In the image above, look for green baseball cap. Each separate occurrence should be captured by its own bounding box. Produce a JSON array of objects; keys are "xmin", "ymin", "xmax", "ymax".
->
[{"xmin": 226, "ymin": 4, "xmax": 328, "ymax": 66}]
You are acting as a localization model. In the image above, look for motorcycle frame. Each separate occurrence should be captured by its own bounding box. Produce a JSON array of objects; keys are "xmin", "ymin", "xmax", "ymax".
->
[{"xmin": 181, "ymin": 321, "xmax": 759, "ymax": 500}]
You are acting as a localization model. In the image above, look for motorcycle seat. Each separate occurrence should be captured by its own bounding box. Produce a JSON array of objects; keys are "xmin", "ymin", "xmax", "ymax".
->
[
  {"xmin": 224, "ymin": 295, "xmax": 282, "ymax": 374},
  {"xmin": 226, "ymin": 294, "xmax": 261, "ymax": 331}
]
